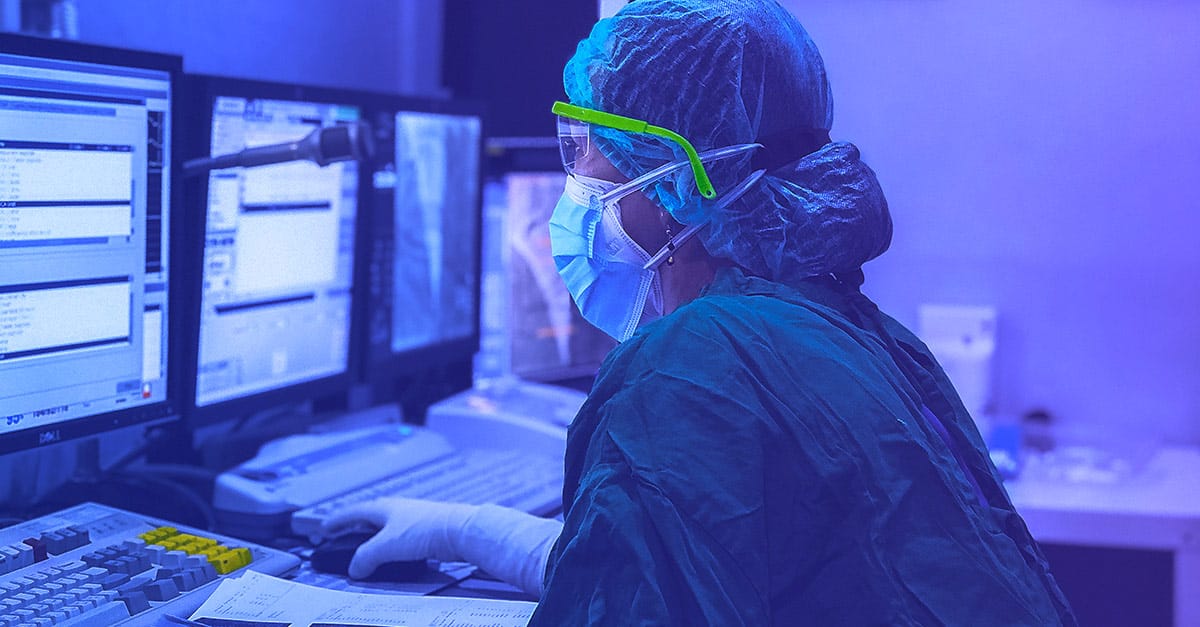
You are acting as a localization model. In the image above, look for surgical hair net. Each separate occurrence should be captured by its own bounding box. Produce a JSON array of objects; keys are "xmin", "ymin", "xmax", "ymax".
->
[{"xmin": 564, "ymin": 0, "xmax": 892, "ymax": 284}]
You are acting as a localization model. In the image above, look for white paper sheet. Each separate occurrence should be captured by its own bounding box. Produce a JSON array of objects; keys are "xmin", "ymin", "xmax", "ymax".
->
[{"xmin": 190, "ymin": 570, "xmax": 535, "ymax": 627}]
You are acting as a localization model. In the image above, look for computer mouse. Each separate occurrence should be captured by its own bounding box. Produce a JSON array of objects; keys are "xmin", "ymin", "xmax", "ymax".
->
[{"xmin": 310, "ymin": 531, "xmax": 430, "ymax": 582}]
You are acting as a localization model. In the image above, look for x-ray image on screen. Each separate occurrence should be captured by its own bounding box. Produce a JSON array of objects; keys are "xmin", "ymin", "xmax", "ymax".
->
[
  {"xmin": 500, "ymin": 173, "xmax": 615, "ymax": 381},
  {"xmin": 390, "ymin": 112, "xmax": 480, "ymax": 353}
]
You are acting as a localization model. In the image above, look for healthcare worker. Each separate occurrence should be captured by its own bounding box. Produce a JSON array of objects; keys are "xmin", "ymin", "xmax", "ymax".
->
[{"xmin": 325, "ymin": 1, "xmax": 1077, "ymax": 624}]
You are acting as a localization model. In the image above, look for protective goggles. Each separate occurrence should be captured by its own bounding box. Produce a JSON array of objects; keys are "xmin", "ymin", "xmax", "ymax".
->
[{"xmin": 552, "ymin": 101, "xmax": 716, "ymax": 200}]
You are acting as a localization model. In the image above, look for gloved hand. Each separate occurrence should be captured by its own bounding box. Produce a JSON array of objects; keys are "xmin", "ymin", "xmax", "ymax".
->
[
  {"xmin": 321, "ymin": 496, "xmax": 564, "ymax": 598},
  {"xmin": 321, "ymin": 497, "xmax": 477, "ymax": 579}
]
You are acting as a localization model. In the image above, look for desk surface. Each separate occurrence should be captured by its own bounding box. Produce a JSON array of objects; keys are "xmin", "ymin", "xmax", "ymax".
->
[
  {"xmin": 1008, "ymin": 446, "xmax": 1200, "ymax": 517},
  {"xmin": 1006, "ymin": 446, "xmax": 1200, "ymax": 550}
]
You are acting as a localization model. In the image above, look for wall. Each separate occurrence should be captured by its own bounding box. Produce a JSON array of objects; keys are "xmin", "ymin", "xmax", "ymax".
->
[
  {"xmin": 70, "ymin": 0, "xmax": 442, "ymax": 95},
  {"xmin": 782, "ymin": 1, "xmax": 1199, "ymax": 444}
]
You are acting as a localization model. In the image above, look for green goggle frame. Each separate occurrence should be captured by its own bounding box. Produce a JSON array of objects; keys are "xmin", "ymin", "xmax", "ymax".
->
[{"xmin": 552, "ymin": 101, "xmax": 716, "ymax": 199}]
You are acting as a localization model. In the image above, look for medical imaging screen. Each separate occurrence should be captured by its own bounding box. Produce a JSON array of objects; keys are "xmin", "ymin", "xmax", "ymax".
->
[
  {"xmin": 195, "ymin": 96, "xmax": 359, "ymax": 407},
  {"xmin": 498, "ymin": 173, "xmax": 616, "ymax": 380},
  {"xmin": 0, "ymin": 52, "xmax": 172, "ymax": 435},
  {"xmin": 365, "ymin": 110, "xmax": 480, "ymax": 363}
]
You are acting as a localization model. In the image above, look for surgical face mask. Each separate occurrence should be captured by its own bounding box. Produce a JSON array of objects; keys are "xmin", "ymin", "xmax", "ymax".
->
[{"xmin": 549, "ymin": 144, "xmax": 763, "ymax": 342}]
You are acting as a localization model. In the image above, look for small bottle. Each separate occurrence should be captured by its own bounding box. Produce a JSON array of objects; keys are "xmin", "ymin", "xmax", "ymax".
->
[{"xmin": 1021, "ymin": 408, "xmax": 1056, "ymax": 454}]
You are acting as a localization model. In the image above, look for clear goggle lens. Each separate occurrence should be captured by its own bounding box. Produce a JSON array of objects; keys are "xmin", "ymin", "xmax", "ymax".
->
[{"xmin": 557, "ymin": 116, "xmax": 590, "ymax": 175}]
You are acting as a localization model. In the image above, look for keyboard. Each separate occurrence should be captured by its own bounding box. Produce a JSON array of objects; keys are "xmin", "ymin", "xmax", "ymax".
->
[
  {"xmin": 291, "ymin": 448, "xmax": 562, "ymax": 539},
  {"xmin": 0, "ymin": 502, "xmax": 299, "ymax": 627}
]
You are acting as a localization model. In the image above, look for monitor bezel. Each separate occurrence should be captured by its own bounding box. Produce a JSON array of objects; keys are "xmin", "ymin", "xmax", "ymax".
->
[
  {"xmin": 0, "ymin": 33, "xmax": 183, "ymax": 455},
  {"xmin": 354, "ymin": 94, "xmax": 486, "ymax": 386},
  {"xmin": 177, "ymin": 74, "xmax": 394, "ymax": 427}
]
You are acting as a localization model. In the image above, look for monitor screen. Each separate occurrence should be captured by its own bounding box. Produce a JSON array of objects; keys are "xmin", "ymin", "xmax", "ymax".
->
[
  {"xmin": 363, "ymin": 105, "xmax": 482, "ymax": 377},
  {"xmin": 487, "ymin": 169, "xmax": 615, "ymax": 382},
  {"xmin": 0, "ymin": 35, "xmax": 179, "ymax": 453},
  {"xmin": 192, "ymin": 90, "xmax": 360, "ymax": 410}
]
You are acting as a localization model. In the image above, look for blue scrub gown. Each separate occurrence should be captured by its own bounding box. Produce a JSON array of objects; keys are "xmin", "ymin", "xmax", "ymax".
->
[{"xmin": 530, "ymin": 267, "xmax": 1075, "ymax": 626}]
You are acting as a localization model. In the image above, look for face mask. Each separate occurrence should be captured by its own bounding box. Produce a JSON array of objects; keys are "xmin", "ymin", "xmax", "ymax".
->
[{"xmin": 549, "ymin": 144, "xmax": 763, "ymax": 342}]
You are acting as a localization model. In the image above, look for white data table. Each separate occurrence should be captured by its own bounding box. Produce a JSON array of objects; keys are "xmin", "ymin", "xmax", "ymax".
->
[{"xmin": 1006, "ymin": 446, "xmax": 1200, "ymax": 627}]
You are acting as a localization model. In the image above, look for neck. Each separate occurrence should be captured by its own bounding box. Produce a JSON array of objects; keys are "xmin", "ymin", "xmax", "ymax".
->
[{"xmin": 657, "ymin": 236, "xmax": 730, "ymax": 314}]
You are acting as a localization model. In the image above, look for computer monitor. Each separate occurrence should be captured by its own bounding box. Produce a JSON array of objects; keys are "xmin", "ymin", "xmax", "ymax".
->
[
  {"xmin": 0, "ymin": 34, "xmax": 181, "ymax": 454},
  {"xmin": 360, "ymin": 99, "xmax": 483, "ymax": 382},
  {"xmin": 180, "ymin": 76, "xmax": 365, "ymax": 422},
  {"xmin": 481, "ymin": 143, "xmax": 615, "ymax": 383}
]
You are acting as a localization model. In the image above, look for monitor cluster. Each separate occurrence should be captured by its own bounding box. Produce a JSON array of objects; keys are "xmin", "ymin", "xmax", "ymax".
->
[{"xmin": 0, "ymin": 33, "xmax": 484, "ymax": 454}]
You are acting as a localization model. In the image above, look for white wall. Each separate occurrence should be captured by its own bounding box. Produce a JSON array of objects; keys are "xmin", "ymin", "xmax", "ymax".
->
[{"xmin": 784, "ymin": 1, "xmax": 1200, "ymax": 444}]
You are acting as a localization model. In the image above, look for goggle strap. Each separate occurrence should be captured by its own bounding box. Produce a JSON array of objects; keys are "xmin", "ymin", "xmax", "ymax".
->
[
  {"xmin": 641, "ymin": 168, "xmax": 766, "ymax": 271},
  {"xmin": 598, "ymin": 143, "xmax": 761, "ymax": 203}
]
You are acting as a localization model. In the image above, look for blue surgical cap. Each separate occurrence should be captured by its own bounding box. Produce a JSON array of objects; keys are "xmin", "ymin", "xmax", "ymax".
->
[{"xmin": 564, "ymin": 0, "xmax": 892, "ymax": 284}]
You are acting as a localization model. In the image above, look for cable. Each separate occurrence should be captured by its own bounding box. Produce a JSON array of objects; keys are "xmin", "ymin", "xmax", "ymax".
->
[{"xmin": 107, "ymin": 471, "xmax": 218, "ymax": 531}]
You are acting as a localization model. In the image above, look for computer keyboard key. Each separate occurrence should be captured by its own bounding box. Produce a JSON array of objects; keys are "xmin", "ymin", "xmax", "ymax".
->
[
  {"xmin": 40, "ymin": 531, "xmax": 65, "ymax": 555},
  {"xmin": 143, "ymin": 579, "xmax": 180, "ymax": 601},
  {"xmin": 116, "ymin": 588, "xmax": 150, "ymax": 615},
  {"xmin": 12, "ymin": 545, "xmax": 32, "ymax": 570},
  {"xmin": 120, "ymin": 538, "xmax": 144, "ymax": 552},
  {"xmin": 197, "ymin": 562, "xmax": 218, "ymax": 584},
  {"xmin": 209, "ymin": 548, "xmax": 249, "ymax": 575},
  {"xmin": 55, "ymin": 600, "xmax": 131, "ymax": 627},
  {"xmin": 98, "ymin": 547, "xmax": 122, "ymax": 561},
  {"xmin": 161, "ymin": 550, "xmax": 187, "ymax": 569},
  {"xmin": 68, "ymin": 527, "xmax": 90, "ymax": 546},
  {"xmin": 117, "ymin": 555, "xmax": 141, "ymax": 574},
  {"xmin": 21, "ymin": 538, "xmax": 47, "ymax": 562},
  {"xmin": 53, "ymin": 560, "xmax": 84, "ymax": 575},
  {"xmin": 96, "ymin": 573, "xmax": 128, "ymax": 590},
  {"xmin": 58, "ymin": 528, "xmax": 80, "ymax": 551},
  {"xmin": 175, "ymin": 569, "xmax": 202, "ymax": 588},
  {"xmin": 172, "ymin": 570, "xmax": 200, "ymax": 592},
  {"xmin": 143, "ymin": 544, "xmax": 164, "ymax": 564}
]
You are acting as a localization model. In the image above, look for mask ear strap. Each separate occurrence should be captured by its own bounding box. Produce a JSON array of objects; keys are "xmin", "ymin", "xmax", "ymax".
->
[{"xmin": 644, "ymin": 169, "xmax": 766, "ymax": 270}]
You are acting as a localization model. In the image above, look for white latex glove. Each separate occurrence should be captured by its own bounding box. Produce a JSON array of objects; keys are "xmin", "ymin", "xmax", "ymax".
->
[
  {"xmin": 321, "ymin": 496, "xmax": 563, "ymax": 597},
  {"xmin": 322, "ymin": 497, "xmax": 478, "ymax": 576}
]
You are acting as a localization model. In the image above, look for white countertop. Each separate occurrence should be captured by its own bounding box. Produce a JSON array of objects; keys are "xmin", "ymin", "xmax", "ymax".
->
[{"xmin": 1005, "ymin": 446, "xmax": 1200, "ymax": 550}]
